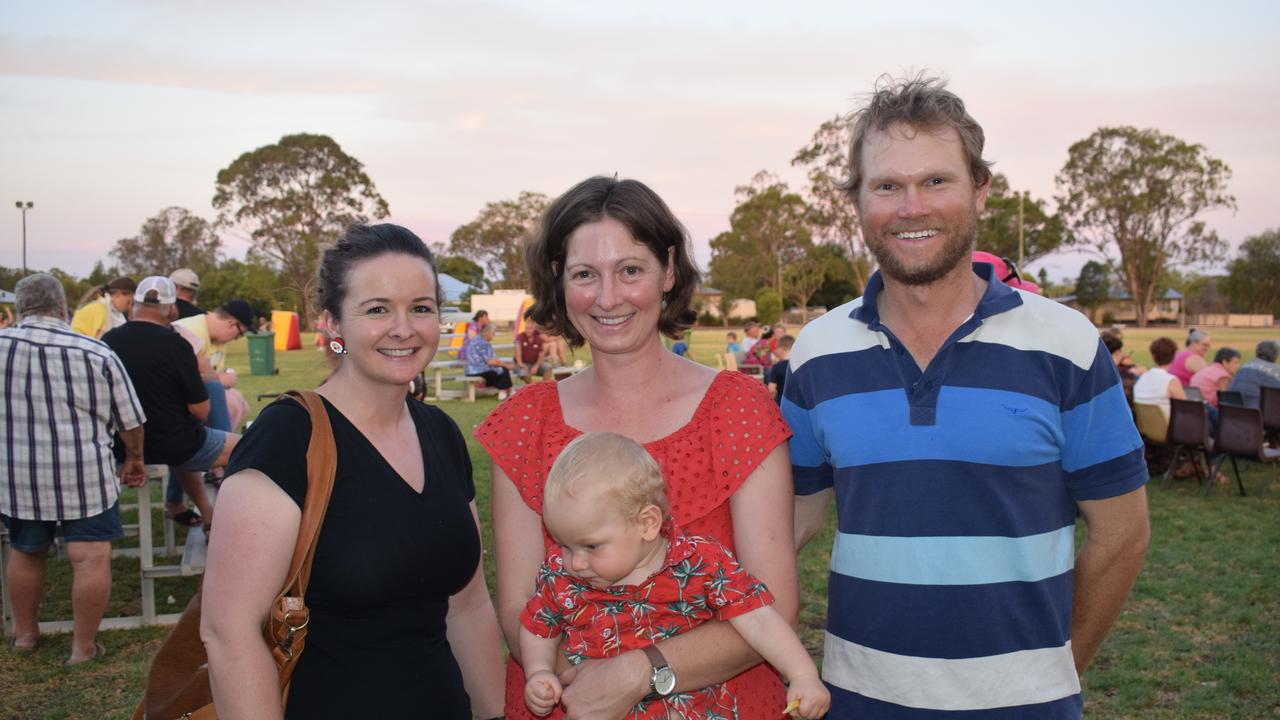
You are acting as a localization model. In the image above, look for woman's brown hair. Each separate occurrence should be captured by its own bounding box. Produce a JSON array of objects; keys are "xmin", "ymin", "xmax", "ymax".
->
[{"xmin": 524, "ymin": 176, "xmax": 699, "ymax": 347}]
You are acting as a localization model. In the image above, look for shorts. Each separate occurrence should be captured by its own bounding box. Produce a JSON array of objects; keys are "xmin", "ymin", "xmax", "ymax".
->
[
  {"xmin": 178, "ymin": 427, "xmax": 229, "ymax": 472},
  {"xmin": 518, "ymin": 361, "xmax": 553, "ymax": 377},
  {"xmin": 1, "ymin": 503, "xmax": 124, "ymax": 552}
]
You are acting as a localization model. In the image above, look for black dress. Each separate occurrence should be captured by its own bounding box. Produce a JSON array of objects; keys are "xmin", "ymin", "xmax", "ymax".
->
[{"xmin": 225, "ymin": 396, "xmax": 480, "ymax": 719}]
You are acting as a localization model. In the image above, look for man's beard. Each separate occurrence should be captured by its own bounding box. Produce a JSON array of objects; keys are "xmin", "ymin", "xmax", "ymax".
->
[{"xmin": 865, "ymin": 210, "xmax": 977, "ymax": 287}]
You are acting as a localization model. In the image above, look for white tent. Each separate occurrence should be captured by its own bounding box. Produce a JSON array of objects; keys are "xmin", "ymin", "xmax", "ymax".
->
[{"xmin": 0, "ymin": 289, "xmax": 15, "ymax": 304}]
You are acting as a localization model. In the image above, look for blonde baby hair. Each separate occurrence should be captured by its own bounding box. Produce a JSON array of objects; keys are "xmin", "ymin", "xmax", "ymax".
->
[{"xmin": 544, "ymin": 431, "xmax": 669, "ymax": 521}]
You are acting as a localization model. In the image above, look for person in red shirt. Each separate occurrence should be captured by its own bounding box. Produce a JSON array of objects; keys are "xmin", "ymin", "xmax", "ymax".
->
[
  {"xmin": 515, "ymin": 320, "xmax": 554, "ymax": 382},
  {"xmin": 519, "ymin": 432, "xmax": 828, "ymax": 720}
]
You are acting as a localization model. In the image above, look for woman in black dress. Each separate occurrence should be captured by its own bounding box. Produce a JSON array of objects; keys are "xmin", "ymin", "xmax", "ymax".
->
[{"xmin": 201, "ymin": 224, "xmax": 505, "ymax": 719}]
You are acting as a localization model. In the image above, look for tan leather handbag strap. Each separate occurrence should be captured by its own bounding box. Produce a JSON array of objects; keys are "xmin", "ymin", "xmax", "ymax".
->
[{"xmin": 277, "ymin": 390, "xmax": 338, "ymax": 601}]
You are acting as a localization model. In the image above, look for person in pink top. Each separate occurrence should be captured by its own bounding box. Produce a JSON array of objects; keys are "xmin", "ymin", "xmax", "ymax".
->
[
  {"xmin": 1168, "ymin": 328, "xmax": 1211, "ymax": 386},
  {"xmin": 1190, "ymin": 347, "xmax": 1242, "ymax": 408}
]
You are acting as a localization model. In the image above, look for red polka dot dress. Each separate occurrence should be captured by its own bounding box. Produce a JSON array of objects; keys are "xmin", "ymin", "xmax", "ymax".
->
[{"xmin": 475, "ymin": 371, "xmax": 793, "ymax": 720}]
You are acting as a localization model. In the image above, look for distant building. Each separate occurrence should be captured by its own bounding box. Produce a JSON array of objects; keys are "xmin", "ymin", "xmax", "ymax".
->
[{"xmin": 1054, "ymin": 287, "xmax": 1184, "ymax": 324}]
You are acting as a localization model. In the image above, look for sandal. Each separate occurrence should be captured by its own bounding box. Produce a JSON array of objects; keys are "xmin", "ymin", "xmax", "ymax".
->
[
  {"xmin": 65, "ymin": 641, "xmax": 106, "ymax": 666},
  {"xmin": 167, "ymin": 509, "xmax": 203, "ymax": 527}
]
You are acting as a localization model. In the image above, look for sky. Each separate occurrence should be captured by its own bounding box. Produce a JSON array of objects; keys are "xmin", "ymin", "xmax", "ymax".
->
[{"xmin": 3, "ymin": 0, "xmax": 1278, "ymax": 287}]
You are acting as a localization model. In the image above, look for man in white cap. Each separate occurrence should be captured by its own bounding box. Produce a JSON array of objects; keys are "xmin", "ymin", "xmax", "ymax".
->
[
  {"xmin": 168, "ymin": 268, "xmax": 205, "ymax": 320},
  {"xmin": 102, "ymin": 277, "xmax": 240, "ymax": 530}
]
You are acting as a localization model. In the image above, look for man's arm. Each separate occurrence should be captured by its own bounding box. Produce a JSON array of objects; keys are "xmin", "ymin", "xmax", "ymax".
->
[
  {"xmin": 1071, "ymin": 486, "xmax": 1150, "ymax": 673},
  {"xmin": 116, "ymin": 425, "xmax": 147, "ymax": 487},
  {"xmin": 794, "ymin": 488, "xmax": 832, "ymax": 550}
]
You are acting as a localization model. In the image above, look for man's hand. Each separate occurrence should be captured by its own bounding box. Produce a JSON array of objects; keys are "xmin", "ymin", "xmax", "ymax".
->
[
  {"xmin": 119, "ymin": 457, "xmax": 148, "ymax": 488},
  {"xmin": 219, "ymin": 370, "xmax": 237, "ymax": 388}
]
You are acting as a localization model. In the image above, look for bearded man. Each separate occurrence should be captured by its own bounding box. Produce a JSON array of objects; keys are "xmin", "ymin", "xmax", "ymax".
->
[{"xmin": 784, "ymin": 76, "xmax": 1150, "ymax": 719}]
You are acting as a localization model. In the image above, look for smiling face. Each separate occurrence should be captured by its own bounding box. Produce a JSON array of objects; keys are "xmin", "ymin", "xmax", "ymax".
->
[
  {"xmin": 325, "ymin": 253, "xmax": 440, "ymax": 387},
  {"xmin": 854, "ymin": 122, "xmax": 989, "ymax": 287},
  {"xmin": 562, "ymin": 216, "xmax": 675, "ymax": 358}
]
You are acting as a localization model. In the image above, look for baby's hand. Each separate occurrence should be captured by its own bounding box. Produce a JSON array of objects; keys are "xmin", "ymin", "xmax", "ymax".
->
[
  {"xmin": 785, "ymin": 674, "xmax": 830, "ymax": 718},
  {"xmin": 524, "ymin": 669, "xmax": 563, "ymax": 716}
]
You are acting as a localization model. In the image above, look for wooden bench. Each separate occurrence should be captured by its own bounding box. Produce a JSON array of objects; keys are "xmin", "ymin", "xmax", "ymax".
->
[{"xmin": 1, "ymin": 465, "xmax": 203, "ymax": 634}]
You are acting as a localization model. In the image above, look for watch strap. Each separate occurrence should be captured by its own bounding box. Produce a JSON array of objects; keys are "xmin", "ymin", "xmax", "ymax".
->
[{"xmin": 642, "ymin": 644, "xmax": 668, "ymax": 671}]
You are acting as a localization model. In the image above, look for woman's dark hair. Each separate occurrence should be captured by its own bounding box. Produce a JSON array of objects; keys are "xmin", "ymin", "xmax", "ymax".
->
[
  {"xmin": 315, "ymin": 223, "xmax": 441, "ymax": 319},
  {"xmin": 1150, "ymin": 337, "xmax": 1178, "ymax": 366},
  {"xmin": 1213, "ymin": 347, "xmax": 1241, "ymax": 365},
  {"xmin": 1101, "ymin": 332, "xmax": 1123, "ymax": 355},
  {"xmin": 473, "ymin": 310, "xmax": 488, "ymax": 322},
  {"xmin": 525, "ymin": 176, "xmax": 699, "ymax": 347}
]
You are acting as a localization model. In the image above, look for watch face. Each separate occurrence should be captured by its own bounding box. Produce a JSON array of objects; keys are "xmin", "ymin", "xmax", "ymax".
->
[{"xmin": 654, "ymin": 666, "xmax": 676, "ymax": 695}]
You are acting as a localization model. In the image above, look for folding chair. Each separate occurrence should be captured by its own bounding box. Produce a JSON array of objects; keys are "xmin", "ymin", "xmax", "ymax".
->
[
  {"xmin": 1162, "ymin": 398, "xmax": 1214, "ymax": 488},
  {"xmin": 1184, "ymin": 386, "xmax": 1205, "ymax": 403},
  {"xmin": 1260, "ymin": 385, "xmax": 1280, "ymax": 447},
  {"xmin": 1133, "ymin": 403, "xmax": 1168, "ymax": 445},
  {"xmin": 1217, "ymin": 389, "xmax": 1245, "ymax": 407},
  {"xmin": 1208, "ymin": 403, "xmax": 1280, "ymax": 497}
]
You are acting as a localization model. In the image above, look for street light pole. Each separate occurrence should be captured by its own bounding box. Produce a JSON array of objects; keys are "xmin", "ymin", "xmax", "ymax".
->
[{"xmin": 14, "ymin": 201, "xmax": 34, "ymax": 276}]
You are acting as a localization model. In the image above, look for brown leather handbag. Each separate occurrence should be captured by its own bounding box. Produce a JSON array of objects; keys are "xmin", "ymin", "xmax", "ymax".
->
[{"xmin": 132, "ymin": 390, "xmax": 338, "ymax": 720}]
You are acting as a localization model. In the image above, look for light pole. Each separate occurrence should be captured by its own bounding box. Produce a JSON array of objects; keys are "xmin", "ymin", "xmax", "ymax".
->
[{"xmin": 14, "ymin": 201, "xmax": 33, "ymax": 276}]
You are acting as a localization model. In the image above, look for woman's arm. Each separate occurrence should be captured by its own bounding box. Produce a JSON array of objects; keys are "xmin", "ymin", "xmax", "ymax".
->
[
  {"xmin": 200, "ymin": 470, "xmax": 301, "ymax": 720},
  {"xmin": 492, "ymin": 463, "xmax": 550, "ymax": 663},
  {"xmin": 446, "ymin": 502, "xmax": 506, "ymax": 719},
  {"xmin": 1168, "ymin": 378, "xmax": 1187, "ymax": 400},
  {"xmin": 557, "ymin": 445, "xmax": 799, "ymax": 720}
]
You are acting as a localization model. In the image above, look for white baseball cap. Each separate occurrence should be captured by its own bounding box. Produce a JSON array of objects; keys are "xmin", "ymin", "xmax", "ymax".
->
[
  {"xmin": 169, "ymin": 268, "xmax": 200, "ymax": 290},
  {"xmin": 135, "ymin": 276, "xmax": 177, "ymax": 305}
]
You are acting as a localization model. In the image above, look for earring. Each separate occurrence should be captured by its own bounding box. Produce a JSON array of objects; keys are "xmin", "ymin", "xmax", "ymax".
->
[
  {"xmin": 661, "ymin": 292, "xmax": 669, "ymax": 310},
  {"xmin": 329, "ymin": 336, "xmax": 348, "ymax": 355}
]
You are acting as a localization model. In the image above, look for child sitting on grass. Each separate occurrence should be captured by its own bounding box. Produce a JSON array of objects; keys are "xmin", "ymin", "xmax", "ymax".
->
[{"xmin": 519, "ymin": 431, "xmax": 829, "ymax": 719}]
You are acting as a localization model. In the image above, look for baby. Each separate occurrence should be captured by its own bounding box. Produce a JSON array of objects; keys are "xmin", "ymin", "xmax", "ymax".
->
[{"xmin": 519, "ymin": 431, "xmax": 829, "ymax": 719}]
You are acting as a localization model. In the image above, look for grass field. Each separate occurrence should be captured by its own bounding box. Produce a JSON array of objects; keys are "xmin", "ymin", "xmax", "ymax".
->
[{"xmin": 2, "ymin": 324, "xmax": 1278, "ymax": 719}]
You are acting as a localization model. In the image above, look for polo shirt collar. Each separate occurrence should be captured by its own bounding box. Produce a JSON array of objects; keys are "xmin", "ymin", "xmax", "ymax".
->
[
  {"xmin": 851, "ymin": 261, "xmax": 1024, "ymax": 327},
  {"xmin": 17, "ymin": 315, "xmax": 72, "ymax": 331}
]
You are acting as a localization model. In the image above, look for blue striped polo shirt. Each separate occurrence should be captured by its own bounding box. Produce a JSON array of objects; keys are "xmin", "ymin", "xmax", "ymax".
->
[{"xmin": 783, "ymin": 264, "xmax": 1148, "ymax": 719}]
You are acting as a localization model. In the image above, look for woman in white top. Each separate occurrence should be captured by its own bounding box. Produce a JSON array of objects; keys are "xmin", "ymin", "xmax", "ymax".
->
[{"xmin": 1132, "ymin": 336, "xmax": 1187, "ymax": 421}]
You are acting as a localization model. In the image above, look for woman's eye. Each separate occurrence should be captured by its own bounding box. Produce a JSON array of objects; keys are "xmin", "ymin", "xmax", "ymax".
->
[
  {"xmin": 573, "ymin": 270, "xmax": 592, "ymax": 280},
  {"xmin": 622, "ymin": 266, "xmax": 641, "ymax": 277},
  {"xmin": 414, "ymin": 304, "xmax": 436, "ymax": 314},
  {"xmin": 366, "ymin": 306, "xmax": 386, "ymax": 315}
]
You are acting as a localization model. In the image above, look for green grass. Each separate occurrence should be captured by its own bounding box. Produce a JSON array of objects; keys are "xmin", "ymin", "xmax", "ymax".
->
[{"xmin": 3, "ymin": 327, "xmax": 1278, "ymax": 719}]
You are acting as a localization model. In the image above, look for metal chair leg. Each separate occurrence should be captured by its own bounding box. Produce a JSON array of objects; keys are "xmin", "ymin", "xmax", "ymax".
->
[
  {"xmin": 1230, "ymin": 456, "xmax": 1246, "ymax": 496},
  {"xmin": 1162, "ymin": 445, "xmax": 1184, "ymax": 488}
]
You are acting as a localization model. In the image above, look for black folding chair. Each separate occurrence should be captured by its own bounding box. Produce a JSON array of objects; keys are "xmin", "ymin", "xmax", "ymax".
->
[
  {"xmin": 1260, "ymin": 385, "xmax": 1280, "ymax": 447},
  {"xmin": 1208, "ymin": 404, "xmax": 1280, "ymax": 497},
  {"xmin": 1162, "ymin": 398, "xmax": 1214, "ymax": 489},
  {"xmin": 1217, "ymin": 390, "xmax": 1245, "ymax": 407},
  {"xmin": 1184, "ymin": 386, "xmax": 1205, "ymax": 403}
]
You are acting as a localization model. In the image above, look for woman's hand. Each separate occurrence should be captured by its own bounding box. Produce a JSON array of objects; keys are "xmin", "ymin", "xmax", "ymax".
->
[{"xmin": 556, "ymin": 650, "xmax": 649, "ymax": 720}]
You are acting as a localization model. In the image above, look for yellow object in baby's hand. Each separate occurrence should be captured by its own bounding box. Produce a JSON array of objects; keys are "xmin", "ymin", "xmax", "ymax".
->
[{"xmin": 783, "ymin": 699, "xmax": 801, "ymax": 715}]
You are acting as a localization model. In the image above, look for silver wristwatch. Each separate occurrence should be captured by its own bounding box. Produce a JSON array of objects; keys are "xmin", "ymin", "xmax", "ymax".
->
[{"xmin": 643, "ymin": 645, "xmax": 676, "ymax": 699}]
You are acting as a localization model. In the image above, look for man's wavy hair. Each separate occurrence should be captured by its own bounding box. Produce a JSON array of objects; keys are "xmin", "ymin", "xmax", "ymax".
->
[
  {"xmin": 839, "ymin": 74, "xmax": 993, "ymax": 198},
  {"xmin": 524, "ymin": 176, "xmax": 699, "ymax": 347}
]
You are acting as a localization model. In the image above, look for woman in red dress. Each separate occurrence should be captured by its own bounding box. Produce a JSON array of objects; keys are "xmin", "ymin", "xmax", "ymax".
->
[{"xmin": 477, "ymin": 176, "xmax": 798, "ymax": 720}]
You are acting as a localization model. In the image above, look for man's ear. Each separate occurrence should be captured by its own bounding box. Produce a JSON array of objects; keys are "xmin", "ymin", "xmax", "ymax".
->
[{"xmin": 636, "ymin": 504, "xmax": 664, "ymax": 541}]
